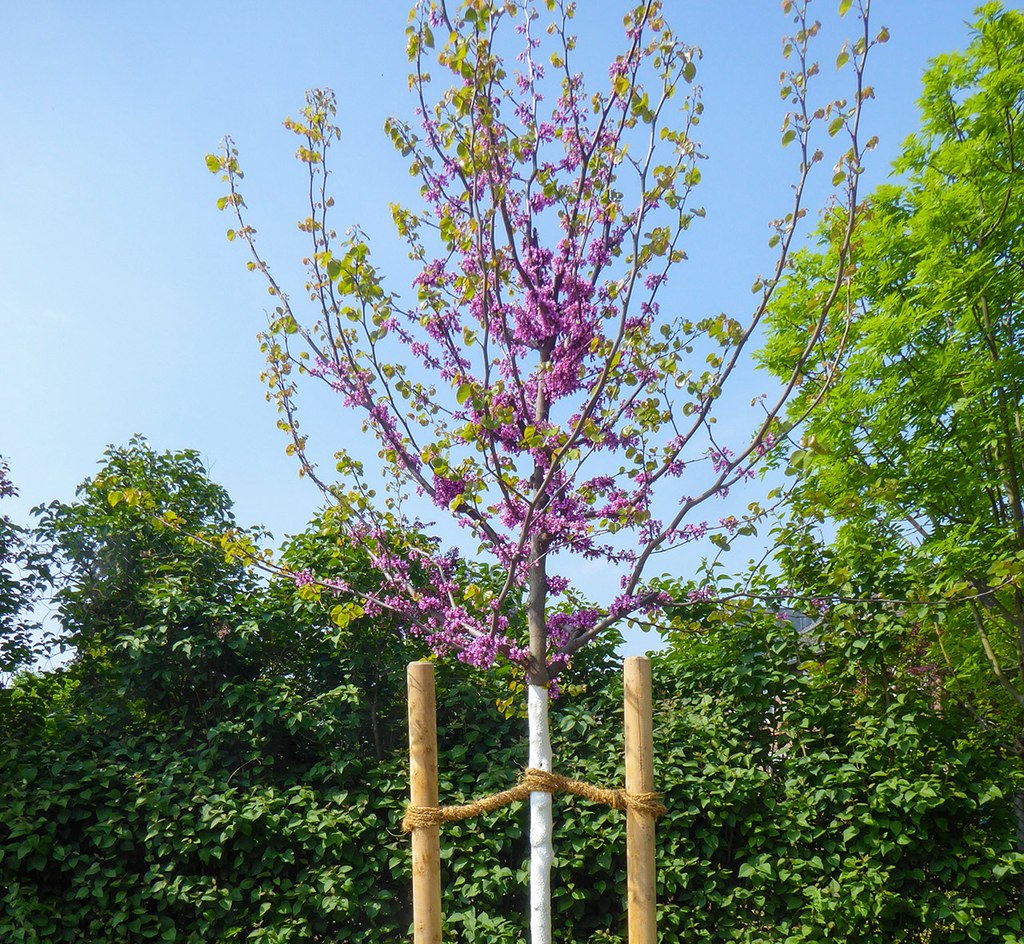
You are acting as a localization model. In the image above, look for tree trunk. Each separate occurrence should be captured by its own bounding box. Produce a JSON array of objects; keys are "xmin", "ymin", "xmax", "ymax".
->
[
  {"xmin": 528, "ymin": 682, "xmax": 553, "ymax": 944},
  {"xmin": 526, "ymin": 523, "xmax": 551, "ymax": 944}
]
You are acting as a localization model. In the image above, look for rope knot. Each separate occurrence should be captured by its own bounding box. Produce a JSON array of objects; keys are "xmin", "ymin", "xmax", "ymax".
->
[{"xmin": 401, "ymin": 767, "xmax": 665, "ymax": 832}]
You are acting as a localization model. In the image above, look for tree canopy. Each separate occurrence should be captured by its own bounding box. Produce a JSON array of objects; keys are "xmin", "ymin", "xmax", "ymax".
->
[
  {"xmin": 0, "ymin": 458, "xmax": 46, "ymax": 681},
  {"xmin": 760, "ymin": 2, "xmax": 1024, "ymax": 753},
  {"xmin": 210, "ymin": 0, "xmax": 875, "ymax": 681}
]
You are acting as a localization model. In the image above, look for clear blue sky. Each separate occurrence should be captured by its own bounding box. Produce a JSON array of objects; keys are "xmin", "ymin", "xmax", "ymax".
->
[{"xmin": 0, "ymin": 2, "xmax": 984, "ymax": 625}]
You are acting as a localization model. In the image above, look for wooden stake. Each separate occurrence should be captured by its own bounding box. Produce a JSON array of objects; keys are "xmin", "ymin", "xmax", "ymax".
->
[
  {"xmin": 624, "ymin": 656, "xmax": 657, "ymax": 944},
  {"xmin": 408, "ymin": 661, "xmax": 442, "ymax": 944}
]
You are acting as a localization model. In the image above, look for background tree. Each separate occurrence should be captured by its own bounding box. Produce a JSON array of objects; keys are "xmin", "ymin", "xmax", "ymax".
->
[
  {"xmin": 30, "ymin": 437, "xmax": 260, "ymax": 720},
  {"xmin": 0, "ymin": 457, "xmax": 47, "ymax": 684},
  {"xmin": 759, "ymin": 0, "xmax": 1024, "ymax": 864},
  {"xmin": 210, "ymin": 1, "xmax": 878, "ymax": 938}
]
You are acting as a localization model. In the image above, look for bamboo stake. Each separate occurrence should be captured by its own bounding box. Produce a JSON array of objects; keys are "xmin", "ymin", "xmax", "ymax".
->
[
  {"xmin": 408, "ymin": 661, "xmax": 442, "ymax": 944},
  {"xmin": 624, "ymin": 656, "xmax": 657, "ymax": 944}
]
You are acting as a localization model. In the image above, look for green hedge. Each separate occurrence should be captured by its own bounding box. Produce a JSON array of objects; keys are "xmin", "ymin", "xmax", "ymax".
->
[
  {"xmin": 2, "ymin": 442, "xmax": 1020, "ymax": 941},
  {"xmin": 3, "ymin": 621, "xmax": 1021, "ymax": 943}
]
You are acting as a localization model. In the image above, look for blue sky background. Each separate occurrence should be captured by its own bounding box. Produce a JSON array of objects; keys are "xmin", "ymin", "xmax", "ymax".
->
[{"xmin": 0, "ymin": 1, "xmax": 987, "ymax": 650}]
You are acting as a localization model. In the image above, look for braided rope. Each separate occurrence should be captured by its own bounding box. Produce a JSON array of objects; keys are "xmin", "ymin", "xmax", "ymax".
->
[{"xmin": 402, "ymin": 767, "xmax": 666, "ymax": 833}]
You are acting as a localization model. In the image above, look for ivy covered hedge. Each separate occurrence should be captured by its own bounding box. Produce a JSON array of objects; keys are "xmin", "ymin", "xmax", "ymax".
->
[
  {"xmin": 655, "ymin": 615, "xmax": 1023, "ymax": 943},
  {"xmin": 4, "ymin": 627, "xmax": 1021, "ymax": 943},
  {"xmin": 1, "ymin": 443, "xmax": 1021, "ymax": 942},
  {"xmin": 1, "ymin": 662, "xmax": 521, "ymax": 943}
]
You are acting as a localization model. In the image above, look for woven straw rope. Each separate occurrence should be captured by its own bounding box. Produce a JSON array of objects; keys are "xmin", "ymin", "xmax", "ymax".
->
[{"xmin": 402, "ymin": 767, "xmax": 666, "ymax": 833}]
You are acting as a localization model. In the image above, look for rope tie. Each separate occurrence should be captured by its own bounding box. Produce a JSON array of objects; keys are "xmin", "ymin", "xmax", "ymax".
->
[{"xmin": 402, "ymin": 767, "xmax": 666, "ymax": 833}]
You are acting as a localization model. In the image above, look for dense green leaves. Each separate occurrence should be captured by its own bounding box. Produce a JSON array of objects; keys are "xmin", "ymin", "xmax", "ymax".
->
[
  {"xmin": 760, "ymin": 5, "xmax": 1024, "ymax": 757},
  {"xmin": 1, "ymin": 440, "xmax": 1020, "ymax": 941},
  {"xmin": 658, "ymin": 613, "xmax": 1022, "ymax": 943},
  {"xmin": 4, "ymin": 594, "xmax": 1021, "ymax": 941},
  {"xmin": 0, "ymin": 458, "xmax": 47, "ymax": 679}
]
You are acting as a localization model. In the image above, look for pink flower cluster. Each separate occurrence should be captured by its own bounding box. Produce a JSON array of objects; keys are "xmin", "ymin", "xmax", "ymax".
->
[{"xmin": 291, "ymin": 569, "xmax": 349, "ymax": 594}]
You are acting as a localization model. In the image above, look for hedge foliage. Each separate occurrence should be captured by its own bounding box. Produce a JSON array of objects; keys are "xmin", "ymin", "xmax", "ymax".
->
[{"xmin": 1, "ymin": 442, "xmax": 1021, "ymax": 942}]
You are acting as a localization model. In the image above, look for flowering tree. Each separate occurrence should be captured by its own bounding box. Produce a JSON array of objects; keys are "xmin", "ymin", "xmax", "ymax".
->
[{"xmin": 210, "ymin": 0, "xmax": 877, "ymax": 939}]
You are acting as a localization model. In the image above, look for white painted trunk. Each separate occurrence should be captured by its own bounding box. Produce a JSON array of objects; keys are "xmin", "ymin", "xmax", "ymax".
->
[{"xmin": 528, "ymin": 683, "xmax": 553, "ymax": 944}]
